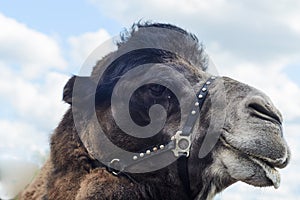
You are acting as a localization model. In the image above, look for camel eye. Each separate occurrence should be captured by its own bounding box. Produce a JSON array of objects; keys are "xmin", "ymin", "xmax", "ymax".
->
[{"xmin": 148, "ymin": 84, "xmax": 166, "ymax": 97}]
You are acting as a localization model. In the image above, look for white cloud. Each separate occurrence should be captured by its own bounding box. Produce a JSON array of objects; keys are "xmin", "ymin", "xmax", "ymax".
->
[
  {"xmin": 89, "ymin": 0, "xmax": 300, "ymax": 63},
  {"xmin": 211, "ymin": 52, "xmax": 300, "ymax": 122},
  {"xmin": 0, "ymin": 13, "xmax": 67, "ymax": 79},
  {"xmin": 0, "ymin": 60, "xmax": 69, "ymax": 199},
  {"xmin": 0, "ymin": 157, "xmax": 39, "ymax": 199},
  {"xmin": 0, "ymin": 120, "xmax": 48, "ymax": 158},
  {"xmin": 0, "ymin": 13, "xmax": 71, "ymax": 198},
  {"xmin": 68, "ymin": 29, "xmax": 111, "ymax": 67},
  {"xmin": 0, "ymin": 120, "xmax": 47, "ymax": 199},
  {"xmin": 0, "ymin": 12, "xmax": 70, "ymax": 166},
  {"xmin": 0, "ymin": 63, "xmax": 69, "ymax": 130}
]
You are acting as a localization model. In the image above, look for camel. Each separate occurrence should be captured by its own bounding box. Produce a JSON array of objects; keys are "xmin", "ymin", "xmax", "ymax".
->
[{"xmin": 20, "ymin": 23, "xmax": 290, "ymax": 200}]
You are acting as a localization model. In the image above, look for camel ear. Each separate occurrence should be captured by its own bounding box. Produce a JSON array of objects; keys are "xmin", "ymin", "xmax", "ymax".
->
[
  {"xmin": 63, "ymin": 75, "xmax": 95, "ymax": 105},
  {"xmin": 63, "ymin": 76, "xmax": 76, "ymax": 104}
]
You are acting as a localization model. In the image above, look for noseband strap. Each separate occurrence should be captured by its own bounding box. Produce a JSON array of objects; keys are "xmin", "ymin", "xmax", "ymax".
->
[
  {"xmin": 176, "ymin": 76, "xmax": 217, "ymax": 198},
  {"xmin": 172, "ymin": 76, "xmax": 217, "ymax": 158}
]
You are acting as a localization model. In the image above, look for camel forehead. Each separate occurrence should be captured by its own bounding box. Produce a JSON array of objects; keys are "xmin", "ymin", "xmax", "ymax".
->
[{"xmin": 91, "ymin": 24, "xmax": 207, "ymax": 79}]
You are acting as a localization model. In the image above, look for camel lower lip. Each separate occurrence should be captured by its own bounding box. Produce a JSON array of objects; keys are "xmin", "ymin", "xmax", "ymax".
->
[
  {"xmin": 220, "ymin": 133, "xmax": 282, "ymax": 189},
  {"xmin": 249, "ymin": 156, "xmax": 280, "ymax": 189}
]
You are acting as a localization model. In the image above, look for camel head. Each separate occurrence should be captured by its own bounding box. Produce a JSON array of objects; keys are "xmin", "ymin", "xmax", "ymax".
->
[
  {"xmin": 61, "ymin": 23, "xmax": 290, "ymax": 200},
  {"xmin": 188, "ymin": 76, "xmax": 290, "ymax": 199}
]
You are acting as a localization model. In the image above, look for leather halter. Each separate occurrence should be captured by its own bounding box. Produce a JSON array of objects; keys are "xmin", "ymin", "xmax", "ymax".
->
[{"xmin": 106, "ymin": 76, "xmax": 217, "ymax": 197}]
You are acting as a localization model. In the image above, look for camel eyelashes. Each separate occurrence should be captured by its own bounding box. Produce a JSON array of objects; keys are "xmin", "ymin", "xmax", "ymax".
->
[
  {"xmin": 147, "ymin": 84, "xmax": 167, "ymax": 97},
  {"xmin": 62, "ymin": 76, "xmax": 169, "ymax": 107}
]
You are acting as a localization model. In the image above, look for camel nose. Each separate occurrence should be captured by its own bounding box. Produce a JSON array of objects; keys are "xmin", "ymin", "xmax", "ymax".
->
[
  {"xmin": 246, "ymin": 96, "xmax": 283, "ymax": 125},
  {"xmin": 245, "ymin": 96, "xmax": 290, "ymax": 169}
]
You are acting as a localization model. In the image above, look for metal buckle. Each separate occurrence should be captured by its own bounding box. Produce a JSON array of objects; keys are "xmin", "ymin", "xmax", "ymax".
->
[
  {"xmin": 108, "ymin": 158, "xmax": 122, "ymax": 176},
  {"xmin": 172, "ymin": 131, "xmax": 191, "ymax": 157}
]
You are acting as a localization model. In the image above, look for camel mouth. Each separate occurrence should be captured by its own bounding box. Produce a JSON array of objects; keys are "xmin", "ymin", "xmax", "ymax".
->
[
  {"xmin": 220, "ymin": 136, "xmax": 281, "ymax": 189},
  {"xmin": 248, "ymin": 155, "xmax": 280, "ymax": 189}
]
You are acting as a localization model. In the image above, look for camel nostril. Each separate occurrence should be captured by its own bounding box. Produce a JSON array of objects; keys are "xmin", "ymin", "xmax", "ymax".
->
[
  {"xmin": 277, "ymin": 158, "xmax": 289, "ymax": 168},
  {"xmin": 247, "ymin": 97, "xmax": 282, "ymax": 125}
]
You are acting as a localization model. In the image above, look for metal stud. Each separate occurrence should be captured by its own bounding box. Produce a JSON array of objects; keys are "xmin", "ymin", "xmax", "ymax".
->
[
  {"xmin": 202, "ymin": 88, "xmax": 207, "ymax": 92},
  {"xmin": 167, "ymin": 95, "xmax": 171, "ymax": 99},
  {"xmin": 140, "ymin": 153, "xmax": 144, "ymax": 157},
  {"xmin": 153, "ymin": 147, "xmax": 158, "ymax": 151},
  {"xmin": 206, "ymin": 81, "xmax": 211, "ymax": 85},
  {"xmin": 133, "ymin": 156, "xmax": 138, "ymax": 160},
  {"xmin": 160, "ymin": 145, "xmax": 165, "ymax": 149},
  {"xmin": 146, "ymin": 150, "xmax": 151, "ymax": 155},
  {"xmin": 211, "ymin": 76, "xmax": 216, "ymax": 79},
  {"xmin": 195, "ymin": 102, "xmax": 199, "ymax": 106},
  {"xmin": 191, "ymin": 110, "xmax": 196, "ymax": 115},
  {"xmin": 198, "ymin": 94, "xmax": 203, "ymax": 99}
]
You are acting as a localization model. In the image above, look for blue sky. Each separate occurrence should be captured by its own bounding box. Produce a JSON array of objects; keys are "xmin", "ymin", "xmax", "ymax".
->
[
  {"xmin": 0, "ymin": 0, "xmax": 299, "ymax": 199},
  {"xmin": 284, "ymin": 64, "xmax": 300, "ymax": 86},
  {"xmin": 0, "ymin": 1, "xmax": 121, "ymax": 36}
]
